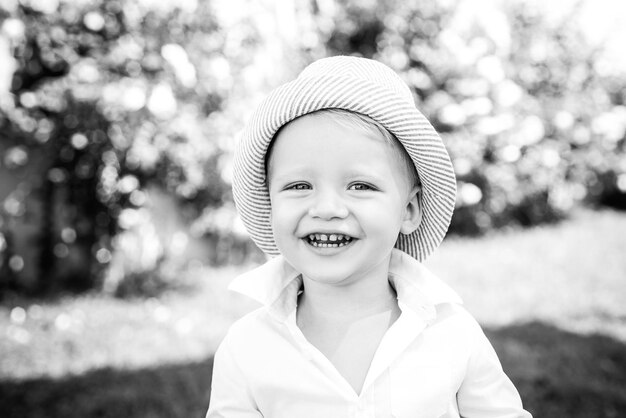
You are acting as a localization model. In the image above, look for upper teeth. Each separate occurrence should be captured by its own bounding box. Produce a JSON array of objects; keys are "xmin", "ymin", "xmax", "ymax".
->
[{"xmin": 308, "ymin": 234, "xmax": 350, "ymax": 242}]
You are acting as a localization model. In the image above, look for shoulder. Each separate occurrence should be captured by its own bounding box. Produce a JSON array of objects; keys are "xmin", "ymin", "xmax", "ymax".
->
[
  {"xmin": 222, "ymin": 307, "xmax": 273, "ymax": 346},
  {"xmin": 431, "ymin": 303, "xmax": 487, "ymax": 345},
  {"xmin": 427, "ymin": 304, "xmax": 500, "ymax": 379},
  {"xmin": 435, "ymin": 303, "xmax": 481, "ymax": 327}
]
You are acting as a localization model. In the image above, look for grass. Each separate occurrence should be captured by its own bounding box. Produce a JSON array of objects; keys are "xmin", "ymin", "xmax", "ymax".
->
[
  {"xmin": 1, "ymin": 208, "xmax": 625, "ymax": 417},
  {"xmin": 426, "ymin": 208, "xmax": 626, "ymax": 340}
]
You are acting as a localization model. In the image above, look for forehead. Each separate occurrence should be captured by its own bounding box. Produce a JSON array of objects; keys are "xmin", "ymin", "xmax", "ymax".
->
[
  {"xmin": 266, "ymin": 112, "xmax": 415, "ymax": 183},
  {"xmin": 268, "ymin": 113, "xmax": 397, "ymax": 166}
]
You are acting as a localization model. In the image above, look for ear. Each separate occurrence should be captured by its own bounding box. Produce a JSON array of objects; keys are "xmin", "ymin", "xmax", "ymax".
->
[{"xmin": 400, "ymin": 186, "xmax": 422, "ymax": 235}]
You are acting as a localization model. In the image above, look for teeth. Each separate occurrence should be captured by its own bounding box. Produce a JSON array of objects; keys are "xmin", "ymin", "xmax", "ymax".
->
[
  {"xmin": 306, "ymin": 233, "xmax": 353, "ymax": 247},
  {"xmin": 309, "ymin": 241, "xmax": 348, "ymax": 248}
]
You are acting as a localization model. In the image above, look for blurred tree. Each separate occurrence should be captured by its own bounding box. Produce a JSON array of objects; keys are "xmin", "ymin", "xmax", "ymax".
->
[
  {"xmin": 318, "ymin": 0, "xmax": 626, "ymax": 234},
  {"xmin": 0, "ymin": 0, "xmax": 236, "ymax": 296}
]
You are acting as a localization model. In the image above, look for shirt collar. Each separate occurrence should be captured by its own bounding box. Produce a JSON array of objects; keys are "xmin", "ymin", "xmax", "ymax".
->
[{"xmin": 228, "ymin": 248, "xmax": 463, "ymax": 321}]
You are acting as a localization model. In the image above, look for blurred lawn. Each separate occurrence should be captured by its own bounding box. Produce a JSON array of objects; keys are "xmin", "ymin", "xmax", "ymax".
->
[
  {"xmin": 426, "ymin": 208, "xmax": 626, "ymax": 341},
  {"xmin": 1, "ymin": 209, "xmax": 625, "ymax": 417}
]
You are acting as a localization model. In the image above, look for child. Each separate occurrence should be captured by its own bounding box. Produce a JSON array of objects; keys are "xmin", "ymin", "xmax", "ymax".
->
[{"xmin": 207, "ymin": 56, "xmax": 532, "ymax": 418}]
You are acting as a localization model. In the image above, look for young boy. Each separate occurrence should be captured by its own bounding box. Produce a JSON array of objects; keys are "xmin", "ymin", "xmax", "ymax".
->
[{"xmin": 207, "ymin": 56, "xmax": 532, "ymax": 417}]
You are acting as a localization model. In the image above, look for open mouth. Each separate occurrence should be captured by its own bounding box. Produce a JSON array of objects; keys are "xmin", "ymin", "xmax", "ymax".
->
[{"xmin": 305, "ymin": 233, "xmax": 354, "ymax": 248}]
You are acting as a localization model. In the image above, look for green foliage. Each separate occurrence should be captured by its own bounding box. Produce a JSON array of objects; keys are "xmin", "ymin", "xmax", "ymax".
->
[
  {"xmin": 324, "ymin": 0, "xmax": 626, "ymax": 234},
  {"xmin": 0, "ymin": 0, "xmax": 245, "ymax": 295}
]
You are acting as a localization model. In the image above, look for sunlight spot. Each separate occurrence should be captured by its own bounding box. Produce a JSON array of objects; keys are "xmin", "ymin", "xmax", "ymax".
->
[
  {"xmin": 1, "ymin": 18, "xmax": 25, "ymax": 40},
  {"xmin": 498, "ymin": 145, "xmax": 521, "ymax": 163},
  {"xmin": 4, "ymin": 196, "xmax": 23, "ymax": 216},
  {"xmin": 70, "ymin": 133, "xmax": 89, "ymax": 150},
  {"xmin": 10, "ymin": 306, "xmax": 26, "ymax": 324},
  {"xmin": 457, "ymin": 182, "xmax": 483, "ymax": 207},
  {"xmin": 75, "ymin": 61, "xmax": 101, "ymax": 83},
  {"xmin": 161, "ymin": 44, "xmax": 197, "ymax": 88},
  {"xmin": 55, "ymin": 313, "xmax": 71, "ymax": 331},
  {"xmin": 541, "ymin": 149, "xmax": 561, "ymax": 168},
  {"xmin": 494, "ymin": 80, "xmax": 523, "ymax": 108},
  {"xmin": 48, "ymin": 167, "xmax": 67, "ymax": 183},
  {"xmin": 516, "ymin": 116, "xmax": 545, "ymax": 146},
  {"xmin": 147, "ymin": 83, "xmax": 177, "ymax": 119},
  {"xmin": 4, "ymin": 146, "xmax": 29, "ymax": 167},
  {"xmin": 19, "ymin": 92, "xmax": 37, "ymax": 108},
  {"xmin": 617, "ymin": 174, "xmax": 626, "ymax": 193},
  {"xmin": 117, "ymin": 175, "xmax": 140, "ymax": 194},
  {"xmin": 453, "ymin": 157, "xmax": 473, "ymax": 177},
  {"xmin": 129, "ymin": 189, "xmax": 146, "ymax": 206},
  {"xmin": 8, "ymin": 255, "xmax": 23, "ymax": 272},
  {"xmin": 61, "ymin": 228, "xmax": 76, "ymax": 244},
  {"xmin": 439, "ymin": 103, "xmax": 466, "ymax": 126},
  {"xmin": 122, "ymin": 85, "xmax": 146, "ymax": 111},
  {"xmin": 53, "ymin": 243, "xmax": 69, "ymax": 258},
  {"xmin": 83, "ymin": 11, "xmax": 105, "ymax": 32},
  {"xmin": 96, "ymin": 248, "xmax": 112, "ymax": 263},
  {"xmin": 553, "ymin": 111, "xmax": 575, "ymax": 130}
]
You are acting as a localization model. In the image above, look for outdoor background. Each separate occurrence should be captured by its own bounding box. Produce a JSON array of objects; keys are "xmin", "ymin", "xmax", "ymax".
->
[{"xmin": 1, "ymin": 0, "xmax": 625, "ymax": 416}]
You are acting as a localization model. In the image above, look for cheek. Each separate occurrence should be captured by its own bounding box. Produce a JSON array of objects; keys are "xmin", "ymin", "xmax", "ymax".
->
[
  {"xmin": 361, "ymin": 198, "xmax": 404, "ymax": 219},
  {"xmin": 358, "ymin": 199, "xmax": 406, "ymax": 234},
  {"xmin": 269, "ymin": 200, "xmax": 297, "ymax": 240}
]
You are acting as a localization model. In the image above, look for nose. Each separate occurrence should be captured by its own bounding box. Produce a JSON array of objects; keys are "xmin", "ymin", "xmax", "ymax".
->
[{"xmin": 308, "ymin": 189, "xmax": 349, "ymax": 220}]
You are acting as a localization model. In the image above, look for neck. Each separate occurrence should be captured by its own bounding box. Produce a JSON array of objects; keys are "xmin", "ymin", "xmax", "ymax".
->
[{"xmin": 298, "ymin": 260, "xmax": 397, "ymax": 322}]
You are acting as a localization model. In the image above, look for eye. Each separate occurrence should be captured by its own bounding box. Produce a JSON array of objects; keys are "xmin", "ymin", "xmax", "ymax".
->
[
  {"xmin": 285, "ymin": 182, "xmax": 311, "ymax": 191},
  {"xmin": 348, "ymin": 182, "xmax": 377, "ymax": 191}
]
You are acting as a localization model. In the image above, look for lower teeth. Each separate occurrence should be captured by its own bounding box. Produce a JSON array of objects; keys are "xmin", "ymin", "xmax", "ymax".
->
[{"xmin": 310, "ymin": 241, "xmax": 349, "ymax": 248}]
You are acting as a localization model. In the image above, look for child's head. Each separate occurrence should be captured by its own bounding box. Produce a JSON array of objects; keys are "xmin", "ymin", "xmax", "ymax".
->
[{"xmin": 233, "ymin": 56, "xmax": 457, "ymax": 262}]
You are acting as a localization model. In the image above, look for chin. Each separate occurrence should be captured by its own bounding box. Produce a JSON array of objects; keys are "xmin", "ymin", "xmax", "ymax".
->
[{"xmin": 296, "ymin": 263, "xmax": 363, "ymax": 285}]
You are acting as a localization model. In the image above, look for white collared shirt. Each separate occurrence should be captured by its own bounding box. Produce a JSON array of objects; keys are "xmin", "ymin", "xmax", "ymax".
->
[{"xmin": 206, "ymin": 249, "xmax": 532, "ymax": 418}]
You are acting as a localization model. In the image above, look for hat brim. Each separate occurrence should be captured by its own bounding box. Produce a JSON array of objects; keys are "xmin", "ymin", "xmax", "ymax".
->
[{"xmin": 233, "ymin": 70, "xmax": 456, "ymax": 262}]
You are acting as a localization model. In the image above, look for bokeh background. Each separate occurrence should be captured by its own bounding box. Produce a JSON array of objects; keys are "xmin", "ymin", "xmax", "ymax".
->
[{"xmin": 1, "ymin": 0, "xmax": 625, "ymax": 416}]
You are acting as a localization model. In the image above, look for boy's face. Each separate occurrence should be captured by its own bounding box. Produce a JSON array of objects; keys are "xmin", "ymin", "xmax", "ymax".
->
[{"xmin": 266, "ymin": 113, "xmax": 420, "ymax": 286}]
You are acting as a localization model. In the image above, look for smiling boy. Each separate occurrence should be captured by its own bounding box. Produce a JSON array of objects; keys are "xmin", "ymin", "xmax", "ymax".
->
[{"xmin": 206, "ymin": 57, "xmax": 531, "ymax": 417}]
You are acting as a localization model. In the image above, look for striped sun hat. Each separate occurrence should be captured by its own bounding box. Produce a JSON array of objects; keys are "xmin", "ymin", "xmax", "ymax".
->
[{"xmin": 232, "ymin": 56, "xmax": 457, "ymax": 261}]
